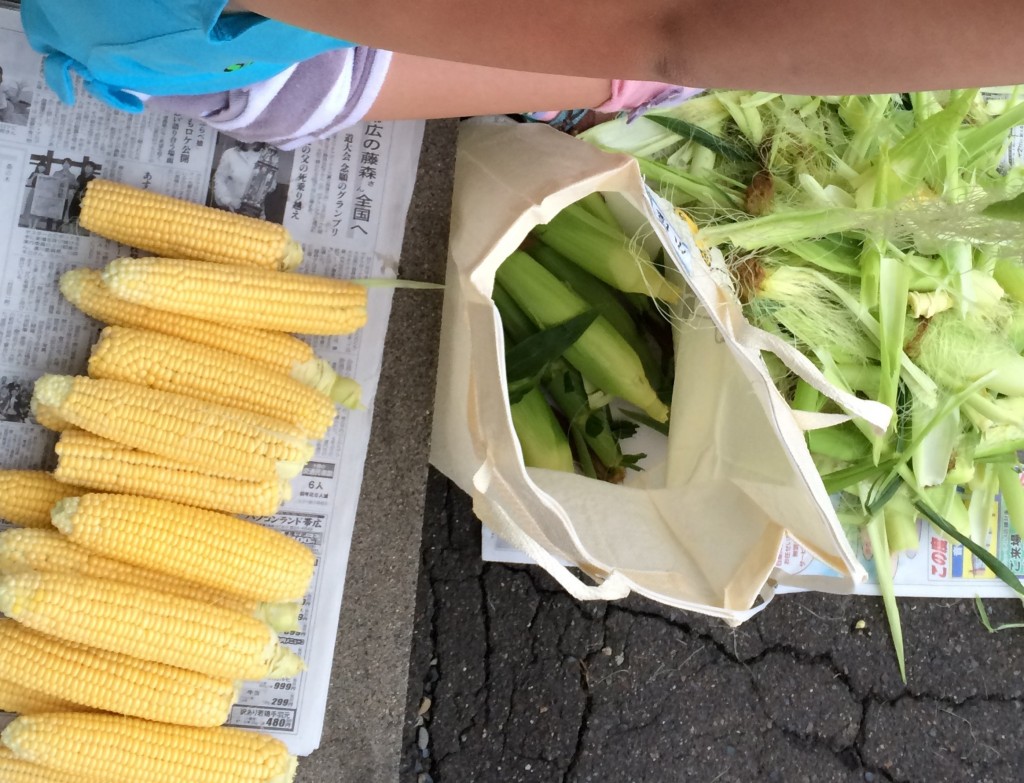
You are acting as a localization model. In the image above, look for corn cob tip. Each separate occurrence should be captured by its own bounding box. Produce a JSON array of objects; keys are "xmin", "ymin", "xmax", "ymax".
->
[
  {"xmin": 276, "ymin": 444, "xmax": 315, "ymax": 480},
  {"xmin": 48, "ymin": 496, "xmax": 79, "ymax": 534},
  {"xmin": 330, "ymin": 376, "xmax": 363, "ymax": 409},
  {"xmin": 267, "ymin": 644, "xmax": 306, "ymax": 679},
  {"xmin": 256, "ymin": 601, "xmax": 302, "ymax": 634},
  {"xmin": 282, "ymin": 239, "xmax": 304, "ymax": 271},
  {"xmin": 272, "ymin": 755, "xmax": 299, "ymax": 783},
  {"xmin": 289, "ymin": 357, "xmax": 347, "ymax": 398},
  {"xmin": 31, "ymin": 374, "xmax": 73, "ymax": 410},
  {"xmin": 58, "ymin": 267, "xmax": 89, "ymax": 301}
]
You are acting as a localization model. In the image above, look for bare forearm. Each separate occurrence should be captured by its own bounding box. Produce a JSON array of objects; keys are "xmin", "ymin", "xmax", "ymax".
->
[{"xmin": 241, "ymin": 0, "xmax": 1024, "ymax": 93}]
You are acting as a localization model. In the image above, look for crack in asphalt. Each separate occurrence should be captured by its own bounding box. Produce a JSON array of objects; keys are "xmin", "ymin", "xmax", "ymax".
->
[{"xmin": 406, "ymin": 473, "xmax": 1024, "ymax": 782}]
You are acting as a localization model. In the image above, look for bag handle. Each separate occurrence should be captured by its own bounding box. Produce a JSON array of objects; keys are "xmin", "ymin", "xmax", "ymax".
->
[
  {"xmin": 741, "ymin": 325, "xmax": 892, "ymax": 435},
  {"xmin": 719, "ymin": 581, "xmax": 778, "ymax": 627},
  {"xmin": 472, "ymin": 461, "xmax": 632, "ymax": 602},
  {"xmin": 790, "ymin": 410, "xmax": 865, "ymax": 432}
]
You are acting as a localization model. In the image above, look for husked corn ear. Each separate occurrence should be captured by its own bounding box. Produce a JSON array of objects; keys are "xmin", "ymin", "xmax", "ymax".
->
[
  {"xmin": 53, "ymin": 430, "xmax": 289, "ymax": 517},
  {"xmin": 103, "ymin": 257, "xmax": 368, "ymax": 335},
  {"xmin": 34, "ymin": 374, "xmax": 314, "ymax": 482},
  {"xmin": 0, "ymin": 748, "xmax": 95, "ymax": 783},
  {"xmin": 90, "ymin": 326, "xmax": 339, "ymax": 438},
  {"xmin": 0, "ymin": 470, "xmax": 87, "ymax": 528},
  {"xmin": 54, "ymin": 494, "xmax": 314, "ymax": 603},
  {"xmin": 0, "ymin": 527, "xmax": 276, "ymax": 620},
  {"xmin": 60, "ymin": 268, "xmax": 359, "ymax": 403},
  {"xmin": 0, "ymin": 572, "xmax": 305, "ymax": 681},
  {"xmin": 2, "ymin": 713, "xmax": 298, "ymax": 783},
  {"xmin": 80, "ymin": 179, "xmax": 303, "ymax": 271},
  {"xmin": 0, "ymin": 619, "xmax": 237, "ymax": 727},
  {"xmin": 0, "ymin": 675, "xmax": 87, "ymax": 714}
]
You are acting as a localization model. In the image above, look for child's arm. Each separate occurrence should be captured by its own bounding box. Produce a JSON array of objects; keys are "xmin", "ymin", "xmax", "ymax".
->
[{"xmin": 240, "ymin": 0, "xmax": 1024, "ymax": 94}]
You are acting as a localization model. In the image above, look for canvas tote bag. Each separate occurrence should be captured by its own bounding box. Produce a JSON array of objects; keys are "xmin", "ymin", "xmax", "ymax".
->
[{"xmin": 430, "ymin": 122, "xmax": 892, "ymax": 623}]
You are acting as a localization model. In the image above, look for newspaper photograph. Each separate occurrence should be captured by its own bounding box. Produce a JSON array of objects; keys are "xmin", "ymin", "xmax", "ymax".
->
[{"xmin": 0, "ymin": 4, "xmax": 425, "ymax": 756}]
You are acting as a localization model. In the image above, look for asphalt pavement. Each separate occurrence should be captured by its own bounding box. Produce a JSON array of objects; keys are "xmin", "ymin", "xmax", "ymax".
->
[{"xmin": 403, "ymin": 468, "xmax": 1024, "ymax": 783}]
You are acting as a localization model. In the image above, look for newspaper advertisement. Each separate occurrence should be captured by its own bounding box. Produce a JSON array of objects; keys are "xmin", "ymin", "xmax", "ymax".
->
[{"xmin": 0, "ymin": 5, "xmax": 425, "ymax": 756}]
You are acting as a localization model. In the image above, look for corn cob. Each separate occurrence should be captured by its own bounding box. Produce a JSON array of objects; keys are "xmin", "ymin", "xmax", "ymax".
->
[
  {"xmin": 0, "ymin": 619, "xmax": 237, "ymax": 726},
  {"xmin": 89, "ymin": 326, "xmax": 339, "ymax": 438},
  {"xmin": 0, "ymin": 527, "xmax": 301, "ymax": 631},
  {"xmin": 33, "ymin": 374, "xmax": 314, "ymax": 482},
  {"xmin": 0, "ymin": 748, "xmax": 97, "ymax": 783},
  {"xmin": 103, "ymin": 256, "xmax": 368, "ymax": 335},
  {"xmin": 2, "ymin": 713, "xmax": 298, "ymax": 783},
  {"xmin": 53, "ymin": 494, "xmax": 315, "ymax": 603},
  {"xmin": 0, "ymin": 470, "xmax": 87, "ymax": 528},
  {"xmin": 0, "ymin": 572, "xmax": 305, "ymax": 680},
  {"xmin": 0, "ymin": 675, "xmax": 87, "ymax": 715},
  {"xmin": 60, "ymin": 269, "xmax": 361, "ymax": 405},
  {"xmin": 53, "ymin": 430, "xmax": 289, "ymax": 516},
  {"xmin": 79, "ymin": 179, "xmax": 303, "ymax": 271}
]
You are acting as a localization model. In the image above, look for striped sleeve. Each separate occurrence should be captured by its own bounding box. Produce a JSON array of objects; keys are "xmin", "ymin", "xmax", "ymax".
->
[{"xmin": 144, "ymin": 47, "xmax": 392, "ymax": 150}]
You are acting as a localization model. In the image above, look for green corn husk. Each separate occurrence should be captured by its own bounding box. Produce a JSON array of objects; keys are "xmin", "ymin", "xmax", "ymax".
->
[
  {"xmin": 493, "ymin": 281, "xmax": 535, "ymax": 344},
  {"xmin": 528, "ymin": 243, "xmax": 663, "ymax": 392},
  {"xmin": 495, "ymin": 279, "xmax": 635, "ymax": 477},
  {"xmin": 531, "ymin": 200, "xmax": 680, "ymax": 302},
  {"xmin": 496, "ymin": 251, "xmax": 669, "ymax": 423},
  {"xmin": 884, "ymin": 490, "xmax": 920, "ymax": 554},
  {"xmin": 576, "ymin": 192, "xmax": 622, "ymax": 230},
  {"xmin": 993, "ymin": 258, "xmax": 1024, "ymax": 304},
  {"xmin": 806, "ymin": 423, "xmax": 872, "ymax": 463},
  {"xmin": 544, "ymin": 362, "xmax": 628, "ymax": 477},
  {"xmin": 995, "ymin": 463, "xmax": 1024, "ymax": 539},
  {"xmin": 510, "ymin": 386, "xmax": 574, "ymax": 473},
  {"xmin": 912, "ymin": 311, "xmax": 1024, "ymax": 398}
]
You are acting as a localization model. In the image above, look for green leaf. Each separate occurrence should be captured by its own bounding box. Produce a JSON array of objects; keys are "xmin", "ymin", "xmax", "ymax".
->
[
  {"xmin": 974, "ymin": 595, "xmax": 1024, "ymax": 633},
  {"xmin": 504, "ymin": 310, "xmax": 599, "ymax": 404},
  {"xmin": 866, "ymin": 513, "xmax": 906, "ymax": 682},
  {"xmin": 621, "ymin": 452, "xmax": 648, "ymax": 471},
  {"xmin": 866, "ymin": 474, "xmax": 905, "ymax": 517},
  {"xmin": 915, "ymin": 500, "xmax": 1024, "ymax": 598},
  {"xmin": 610, "ymin": 419, "xmax": 640, "ymax": 440},
  {"xmin": 645, "ymin": 115, "xmax": 759, "ymax": 163},
  {"xmin": 619, "ymin": 409, "xmax": 670, "ymax": 436}
]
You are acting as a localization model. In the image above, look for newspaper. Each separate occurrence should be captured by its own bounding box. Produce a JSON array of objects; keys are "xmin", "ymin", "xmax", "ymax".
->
[{"xmin": 0, "ymin": 5, "xmax": 425, "ymax": 755}]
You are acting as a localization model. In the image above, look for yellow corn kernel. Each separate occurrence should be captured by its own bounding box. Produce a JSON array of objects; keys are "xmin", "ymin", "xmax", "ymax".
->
[
  {"xmin": 0, "ymin": 748, "xmax": 98, "ymax": 783},
  {"xmin": 103, "ymin": 256, "xmax": 367, "ymax": 335},
  {"xmin": 79, "ymin": 179, "xmax": 303, "ymax": 271},
  {"xmin": 60, "ymin": 268, "xmax": 360, "ymax": 404},
  {"xmin": 0, "ymin": 470, "xmax": 86, "ymax": 528},
  {"xmin": 0, "ymin": 675, "xmax": 87, "ymax": 715},
  {"xmin": 0, "ymin": 527, "xmax": 290, "ymax": 623},
  {"xmin": 53, "ymin": 430, "xmax": 289, "ymax": 517},
  {"xmin": 0, "ymin": 619, "xmax": 237, "ymax": 727},
  {"xmin": 33, "ymin": 374, "xmax": 314, "ymax": 482},
  {"xmin": 3, "ymin": 713, "xmax": 297, "ymax": 783},
  {"xmin": 89, "ymin": 326, "xmax": 338, "ymax": 439},
  {"xmin": 53, "ymin": 494, "xmax": 314, "ymax": 603},
  {"xmin": 0, "ymin": 572, "xmax": 305, "ymax": 681}
]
